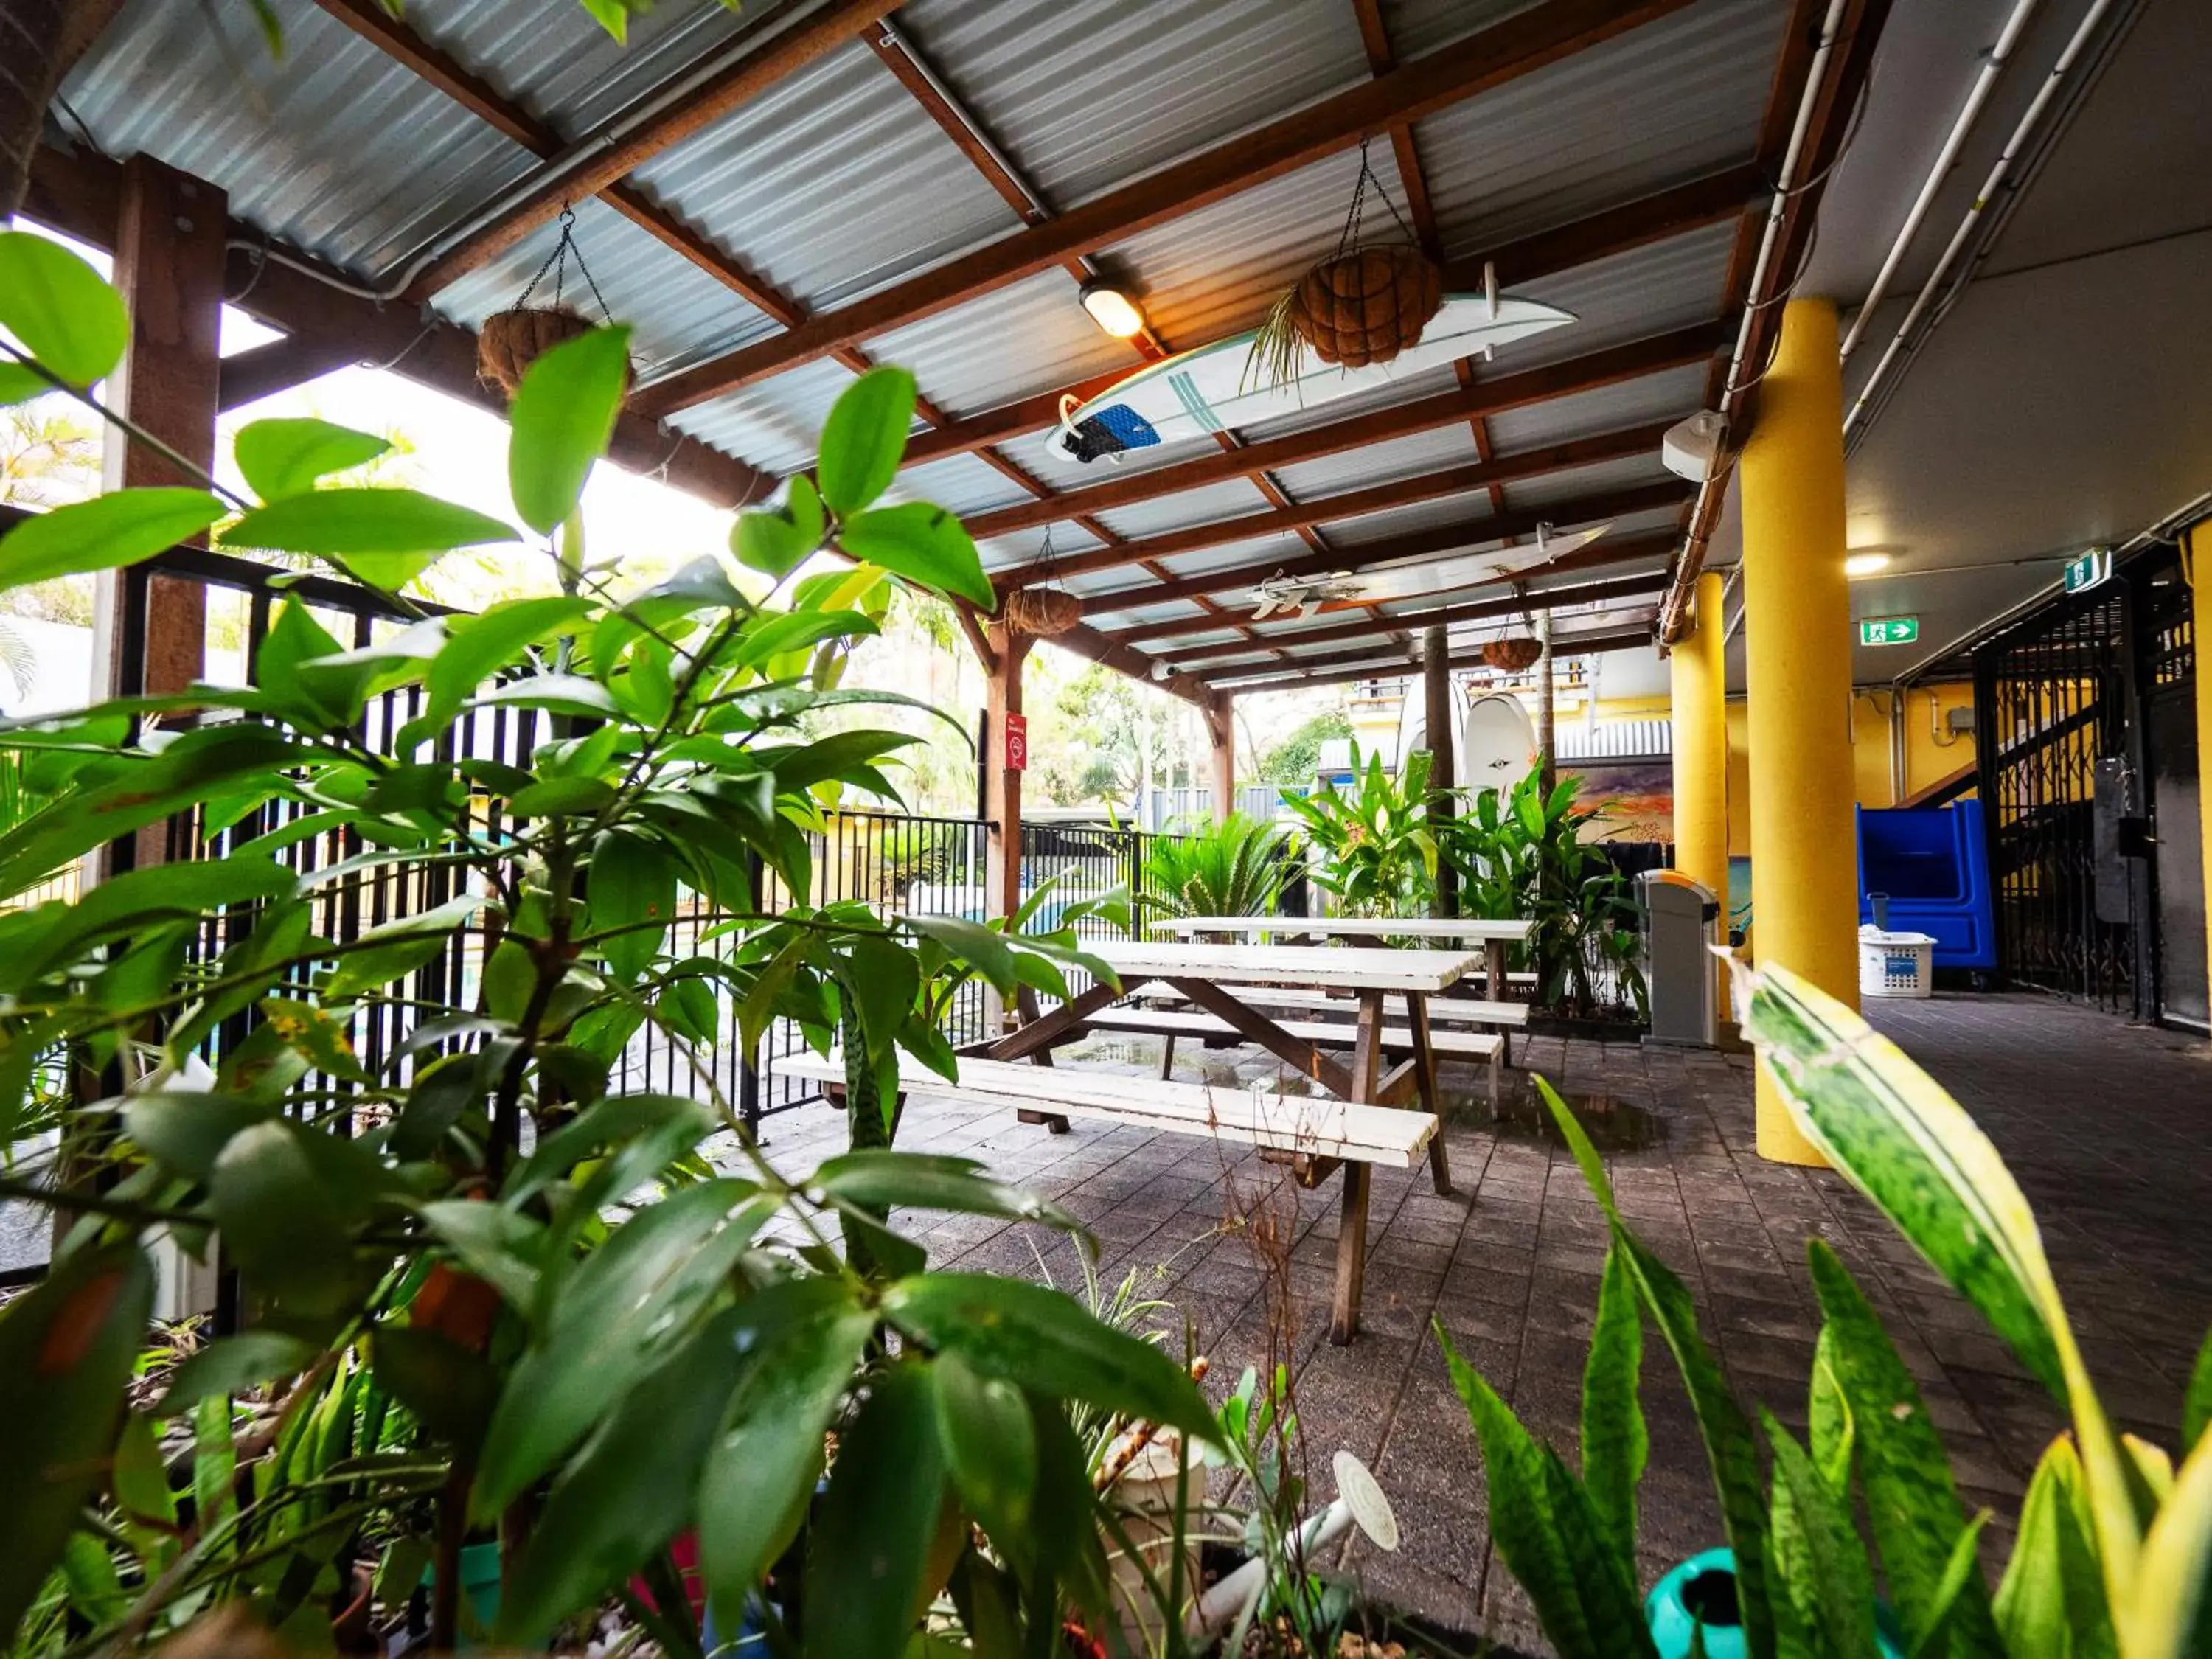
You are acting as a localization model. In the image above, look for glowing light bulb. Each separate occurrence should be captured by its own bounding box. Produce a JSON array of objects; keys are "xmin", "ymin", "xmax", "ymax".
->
[
  {"xmin": 1844, "ymin": 552, "xmax": 1892, "ymax": 578},
  {"xmin": 1079, "ymin": 281, "xmax": 1147, "ymax": 339}
]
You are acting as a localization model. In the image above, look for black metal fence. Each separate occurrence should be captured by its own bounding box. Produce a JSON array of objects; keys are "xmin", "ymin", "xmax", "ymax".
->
[{"xmin": 1972, "ymin": 545, "xmax": 2195, "ymax": 1015}]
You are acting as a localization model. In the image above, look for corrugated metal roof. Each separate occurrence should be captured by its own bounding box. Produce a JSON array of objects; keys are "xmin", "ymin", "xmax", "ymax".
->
[
  {"xmin": 1416, "ymin": 0, "xmax": 1785, "ymax": 257},
  {"xmin": 1270, "ymin": 424, "xmax": 1485, "ymax": 500},
  {"xmin": 894, "ymin": 0, "xmax": 1371, "ymax": 210},
  {"xmin": 1499, "ymin": 453, "xmax": 1677, "ymax": 515},
  {"xmin": 632, "ymin": 41, "xmax": 1021, "ymax": 316},
  {"xmin": 60, "ymin": 0, "xmax": 1792, "ymax": 688}
]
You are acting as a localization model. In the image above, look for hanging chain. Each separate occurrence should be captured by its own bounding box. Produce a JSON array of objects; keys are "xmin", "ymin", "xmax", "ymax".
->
[
  {"xmin": 1332, "ymin": 137, "xmax": 1419, "ymax": 260},
  {"xmin": 511, "ymin": 204, "xmax": 616, "ymax": 321},
  {"xmin": 1028, "ymin": 523, "xmax": 1059, "ymax": 585}
]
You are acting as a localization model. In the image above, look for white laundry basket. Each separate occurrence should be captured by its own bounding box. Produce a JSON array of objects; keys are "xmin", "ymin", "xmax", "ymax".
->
[{"xmin": 1859, "ymin": 928, "xmax": 1936, "ymax": 998}]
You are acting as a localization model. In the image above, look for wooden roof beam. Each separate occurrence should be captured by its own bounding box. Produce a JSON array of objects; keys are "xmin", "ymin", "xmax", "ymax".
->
[
  {"xmin": 400, "ymin": 0, "xmax": 901, "ymax": 299},
  {"xmin": 895, "ymin": 167, "xmax": 1760, "ymax": 474},
  {"xmin": 1206, "ymin": 620, "xmax": 1655, "ymax": 695},
  {"xmin": 631, "ymin": 0, "xmax": 1697, "ymax": 417},
  {"xmin": 1115, "ymin": 527, "xmax": 1676, "ymax": 644},
  {"xmin": 996, "ymin": 420, "xmax": 1677, "ymax": 591},
  {"xmin": 1165, "ymin": 569, "xmax": 1674, "ymax": 667},
  {"xmin": 969, "ymin": 325, "xmax": 1721, "ymax": 544},
  {"xmin": 1087, "ymin": 479, "xmax": 1691, "ymax": 620}
]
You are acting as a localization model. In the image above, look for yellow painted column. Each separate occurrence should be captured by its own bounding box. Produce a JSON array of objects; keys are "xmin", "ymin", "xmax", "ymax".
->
[
  {"xmin": 1739, "ymin": 297, "xmax": 1857, "ymax": 1165},
  {"xmin": 2191, "ymin": 526, "xmax": 2212, "ymax": 1012},
  {"xmin": 1670, "ymin": 570, "xmax": 1731, "ymax": 1006}
]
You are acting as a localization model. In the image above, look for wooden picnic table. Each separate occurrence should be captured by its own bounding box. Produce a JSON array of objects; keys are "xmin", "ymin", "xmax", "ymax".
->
[
  {"xmin": 983, "ymin": 939, "xmax": 1482, "ymax": 1343},
  {"xmin": 1155, "ymin": 915, "xmax": 1534, "ymax": 1001}
]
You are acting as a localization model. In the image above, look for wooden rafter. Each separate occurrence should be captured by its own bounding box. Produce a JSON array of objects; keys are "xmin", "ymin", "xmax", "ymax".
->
[
  {"xmin": 1166, "ymin": 572, "xmax": 1675, "ymax": 668},
  {"xmin": 27, "ymin": 140, "xmax": 774, "ymax": 510},
  {"xmin": 1184, "ymin": 594, "xmax": 1668, "ymax": 683},
  {"xmin": 1208, "ymin": 622, "xmax": 1655, "ymax": 695},
  {"xmin": 400, "ymin": 0, "xmax": 901, "ymax": 298},
  {"xmin": 630, "ymin": 0, "xmax": 1697, "ymax": 417},
  {"xmin": 1086, "ymin": 481, "xmax": 1691, "ymax": 619},
  {"xmin": 967, "ymin": 327, "xmax": 1721, "ymax": 543},
  {"xmin": 895, "ymin": 167, "xmax": 1759, "ymax": 475},
  {"xmin": 997, "ymin": 421, "xmax": 1678, "ymax": 592},
  {"xmin": 1124, "ymin": 533, "xmax": 1672, "ymax": 641},
  {"xmin": 217, "ymin": 335, "xmax": 364, "ymax": 411}
]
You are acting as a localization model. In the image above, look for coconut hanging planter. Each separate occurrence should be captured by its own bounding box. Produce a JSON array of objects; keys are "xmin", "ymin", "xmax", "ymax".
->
[
  {"xmin": 476, "ymin": 206, "xmax": 628, "ymax": 400},
  {"xmin": 1004, "ymin": 526, "xmax": 1081, "ymax": 636},
  {"xmin": 1483, "ymin": 636, "xmax": 1543, "ymax": 673},
  {"xmin": 1004, "ymin": 585, "xmax": 1082, "ymax": 637},
  {"xmin": 1290, "ymin": 244, "xmax": 1442, "ymax": 369},
  {"xmin": 1249, "ymin": 140, "xmax": 1444, "ymax": 386}
]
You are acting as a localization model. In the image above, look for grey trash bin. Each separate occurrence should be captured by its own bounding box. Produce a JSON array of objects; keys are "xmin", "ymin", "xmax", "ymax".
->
[{"xmin": 1638, "ymin": 869, "xmax": 1719, "ymax": 1048}]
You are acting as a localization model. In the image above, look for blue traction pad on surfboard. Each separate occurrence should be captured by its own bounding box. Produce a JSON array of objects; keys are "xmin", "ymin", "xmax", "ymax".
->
[{"xmin": 1079, "ymin": 403, "xmax": 1158, "ymax": 455}]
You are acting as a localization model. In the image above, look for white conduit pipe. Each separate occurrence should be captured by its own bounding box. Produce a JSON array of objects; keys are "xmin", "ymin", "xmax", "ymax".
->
[
  {"xmin": 1838, "ymin": 0, "xmax": 2042, "ymax": 362},
  {"xmin": 1843, "ymin": 0, "xmax": 2121, "ymax": 434},
  {"xmin": 1659, "ymin": 0, "xmax": 1849, "ymax": 641}
]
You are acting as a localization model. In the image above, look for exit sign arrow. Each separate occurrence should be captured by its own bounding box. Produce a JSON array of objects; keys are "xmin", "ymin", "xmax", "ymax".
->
[
  {"xmin": 2064, "ymin": 547, "xmax": 2112, "ymax": 593},
  {"xmin": 1858, "ymin": 616, "xmax": 1919, "ymax": 646}
]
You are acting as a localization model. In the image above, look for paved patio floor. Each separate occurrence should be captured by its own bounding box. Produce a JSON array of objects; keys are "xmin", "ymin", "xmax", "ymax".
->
[{"xmin": 752, "ymin": 993, "xmax": 2212, "ymax": 1652}]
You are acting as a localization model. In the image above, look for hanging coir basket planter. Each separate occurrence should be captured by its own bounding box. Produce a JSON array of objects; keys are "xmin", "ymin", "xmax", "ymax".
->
[
  {"xmin": 1483, "ymin": 636, "xmax": 1543, "ymax": 673},
  {"xmin": 1248, "ymin": 140, "xmax": 1444, "ymax": 386},
  {"xmin": 476, "ymin": 206, "xmax": 629, "ymax": 400},
  {"xmin": 1003, "ymin": 526, "xmax": 1081, "ymax": 636}
]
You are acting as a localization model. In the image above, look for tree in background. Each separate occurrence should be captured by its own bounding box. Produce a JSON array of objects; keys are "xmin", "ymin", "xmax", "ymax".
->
[{"xmin": 1258, "ymin": 706, "xmax": 1353, "ymax": 785}]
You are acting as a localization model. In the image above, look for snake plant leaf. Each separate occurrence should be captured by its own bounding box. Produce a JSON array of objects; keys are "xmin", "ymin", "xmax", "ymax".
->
[
  {"xmin": 1536, "ymin": 1074, "xmax": 1776, "ymax": 1659},
  {"xmin": 1738, "ymin": 962, "xmax": 2138, "ymax": 1607},
  {"xmin": 2126, "ymin": 1424, "xmax": 2212, "ymax": 1659},
  {"xmin": 1439, "ymin": 1321, "xmax": 1655, "ymax": 1659},
  {"xmin": 1765, "ymin": 1412, "xmax": 1878, "ymax": 1659},
  {"xmin": 1808, "ymin": 1328, "xmax": 1854, "ymax": 1494},
  {"xmin": 1995, "ymin": 1437, "xmax": 2115, "ymax": 1659},
  {"xmin": 1913, "ymin": 1513, "xmax": 1993, "ymax": 1659},
  {"xmin": 2185, "ymin": 1328, "xmax": 2212, "ymax": 1456},
  {"xmin": 1808, "ymin": 1241, "xmax": 2002, "ymax": 1659},
  {"xmin": 1581, "ymin": 1244, "xmax": 1646, "ymax": 1565}
]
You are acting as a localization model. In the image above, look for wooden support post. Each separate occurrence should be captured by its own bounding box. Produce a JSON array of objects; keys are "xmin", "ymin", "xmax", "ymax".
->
[
  {"xmin": 1205, "ymin": 694, "xmax": 1235, "ymax": 821},
  {"xmin": 1535, "ymin": 608, "xmax": 1557, "ymax": 796},
  {"xmin": 983, "ymin": 623, "xmax": 1034, "ymax": 1032},
  {"xmin": 1423, "ymin": 625, "xmax": 1457, "ymax": 917},
  {"xmin": 91, "ymin": 153, "xmax": 225, "ymax": 703}
]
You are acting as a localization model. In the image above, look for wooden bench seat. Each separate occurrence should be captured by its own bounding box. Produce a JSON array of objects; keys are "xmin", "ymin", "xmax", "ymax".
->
[
  {"xmin": 779, "ymin": 1049, "xmax": 1442, "ymax": 1346},
  {"xmin": 780, "ymin": 1052, "xmax": 1438, "ymax": 1169},
  {"xmin": 1142, "ymin": 983, "xmax": 1526, "ymax": 1028},
  {"xmin": 1085, "ymin": 1006, "xmax": 1503, "ymax": 1107}
]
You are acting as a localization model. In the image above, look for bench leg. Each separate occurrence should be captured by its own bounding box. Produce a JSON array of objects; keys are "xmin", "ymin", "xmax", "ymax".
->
[
  {"xmin": 1158, "ymin": 1032, "xmax": 1176, "ymax": 1082},
  {"xmin": 1330, "ymin": 1163, "xmax": 1371, "ymax": 1345},
  {"xmin": 1016, "ymin": 1108, "xmax": 1071, "ymax": 1134},
  {"xmin": 1489, "ymin": 1044, "xmax": 1502, "ymax": 1112},
  {"xmin": 1401, "ymin": 990, "xmax": 1450, "ymax": 1197}
]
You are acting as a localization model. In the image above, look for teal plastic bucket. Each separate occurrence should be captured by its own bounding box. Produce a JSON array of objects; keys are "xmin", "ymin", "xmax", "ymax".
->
[{"xmin": 1646, "ymin": 1548, "xmax": 1905, "ymax": 1659}]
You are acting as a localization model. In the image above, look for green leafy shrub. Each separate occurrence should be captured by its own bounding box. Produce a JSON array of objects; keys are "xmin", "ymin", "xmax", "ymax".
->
[
  {"xmin": 1279, "ymin": 742, "xmax": 1436, "ymax": 918},
  {"xmin": 0, "ymin": 232, "xmax": 1230, "ymax": 1658},
  {"xmin": 1439, "ymin": 766, "xmax": 1646, "ymax": 1017},
  {"xmin": 1137, "ymin": 812, "xmax": 1290, "ymax": 923},
  {"xmin": 1438, "ymin": 964, "xmax": 2212, "ymax": 1659}
]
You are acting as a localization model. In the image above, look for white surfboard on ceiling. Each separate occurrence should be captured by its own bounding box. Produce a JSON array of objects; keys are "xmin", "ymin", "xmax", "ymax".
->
[
  {"xmin": 1046, "ymin": 291, "xmax": 1575, "ymax": 466},
  {"xmin": 1462, "ymin": 692, "xmax": 1537, "ymax": 796}
]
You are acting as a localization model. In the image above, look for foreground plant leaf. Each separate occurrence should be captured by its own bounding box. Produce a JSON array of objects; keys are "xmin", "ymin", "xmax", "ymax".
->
[
  {"xmin": 0, "ymin": 489, "xmax": 226, "ymax": 590},
  {"xmin": 802, "ymin": 1361, "xmax": 948, "ymax": 1659},
  {"xmin": 0, "ymin": 1243, "xmax": 154, "ymax": 1641},
  {"xmin": 0, "ymin": 231, "xmax": 128, "ymax": 387},
  {"xmin": 1581, "ymin": 1244, "xmax": 1646, "ymax": 1565},
  {"xmin": 507, "ymin": 325, "xmax": 633, "ymax": 535},
  {"xmin": 234, "ymin": 417, "xmax": 392, "ymax": 503}
]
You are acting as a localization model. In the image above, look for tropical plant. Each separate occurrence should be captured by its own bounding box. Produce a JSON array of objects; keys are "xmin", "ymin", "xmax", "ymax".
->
[
  {"xmin": 1136, "ymin": 812, "xmax": 1290, "ymax": 923},
  {"xmin": 1279, "ymin": 742, "xmax": 1436, "ymax": 919},
  {"xmin": 1438, "ymin": 766, "xmax": 1646, "ymax": 1018},
  {"xmin": 0, "ymin": 229, "xmax": 1237, "ymax": 1658},
  {"xmin": 1257, "ymin": 707, "xmax": 1352, "ymax": 787},
  {"xmin": 1437, "ymin": 963, "xmax": 2212, "ymax": 1659}
]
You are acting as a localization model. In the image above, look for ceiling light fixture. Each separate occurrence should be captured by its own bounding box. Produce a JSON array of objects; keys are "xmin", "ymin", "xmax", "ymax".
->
[
  {"xmin": 1078, "ymin": 279, "xmax": 1147, "ymax": 339},
  {"xmin": 1844, "ymin": 552, "xmax": 1893, "ymax": 578}
]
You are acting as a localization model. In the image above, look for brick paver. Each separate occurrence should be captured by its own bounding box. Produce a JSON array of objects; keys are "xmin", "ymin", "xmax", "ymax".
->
[{"xmin": 744, "ymin": 993, "xmax": 2212, "ymax": 1651}]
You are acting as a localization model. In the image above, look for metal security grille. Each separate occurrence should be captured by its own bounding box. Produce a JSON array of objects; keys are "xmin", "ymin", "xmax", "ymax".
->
[{"xmin": 1971, "ymin": 547, "xmax": 2192, "ymax": 1014}]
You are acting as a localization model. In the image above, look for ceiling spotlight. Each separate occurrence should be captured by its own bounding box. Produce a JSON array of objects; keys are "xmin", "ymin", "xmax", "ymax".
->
[
  {"xmin": 1078, "ymin": 279, "xmax": 1147, "ymax": 340},
  {"xmin": 1844, "ymin": 552, "xmax": 1893, "ymax": 578}
]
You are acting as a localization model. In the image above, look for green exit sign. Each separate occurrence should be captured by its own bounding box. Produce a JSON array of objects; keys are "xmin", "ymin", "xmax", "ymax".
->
[
  {"xmin": 2064, "ymin": 547, "xmax": 2112, "ymax": 593},
  {"xmin": 1859, "ymin": 616, "xmax": 1919, "ymax": 646}
]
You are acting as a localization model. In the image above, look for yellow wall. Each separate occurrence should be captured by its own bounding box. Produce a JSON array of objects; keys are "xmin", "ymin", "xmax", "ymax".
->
[{"xmin": 1725, "ymin": 682, "xmax": 1975, "ymax": 855}]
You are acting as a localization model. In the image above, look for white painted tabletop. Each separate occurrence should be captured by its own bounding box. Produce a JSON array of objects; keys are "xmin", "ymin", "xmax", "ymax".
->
[
  {"xmin": 1158, "ymin": 916, "xmax": 1535, "ymax": 944},
  {"xmin": 1091, "ymin": 939, "xmax": 1483, "ymax": 993}
]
